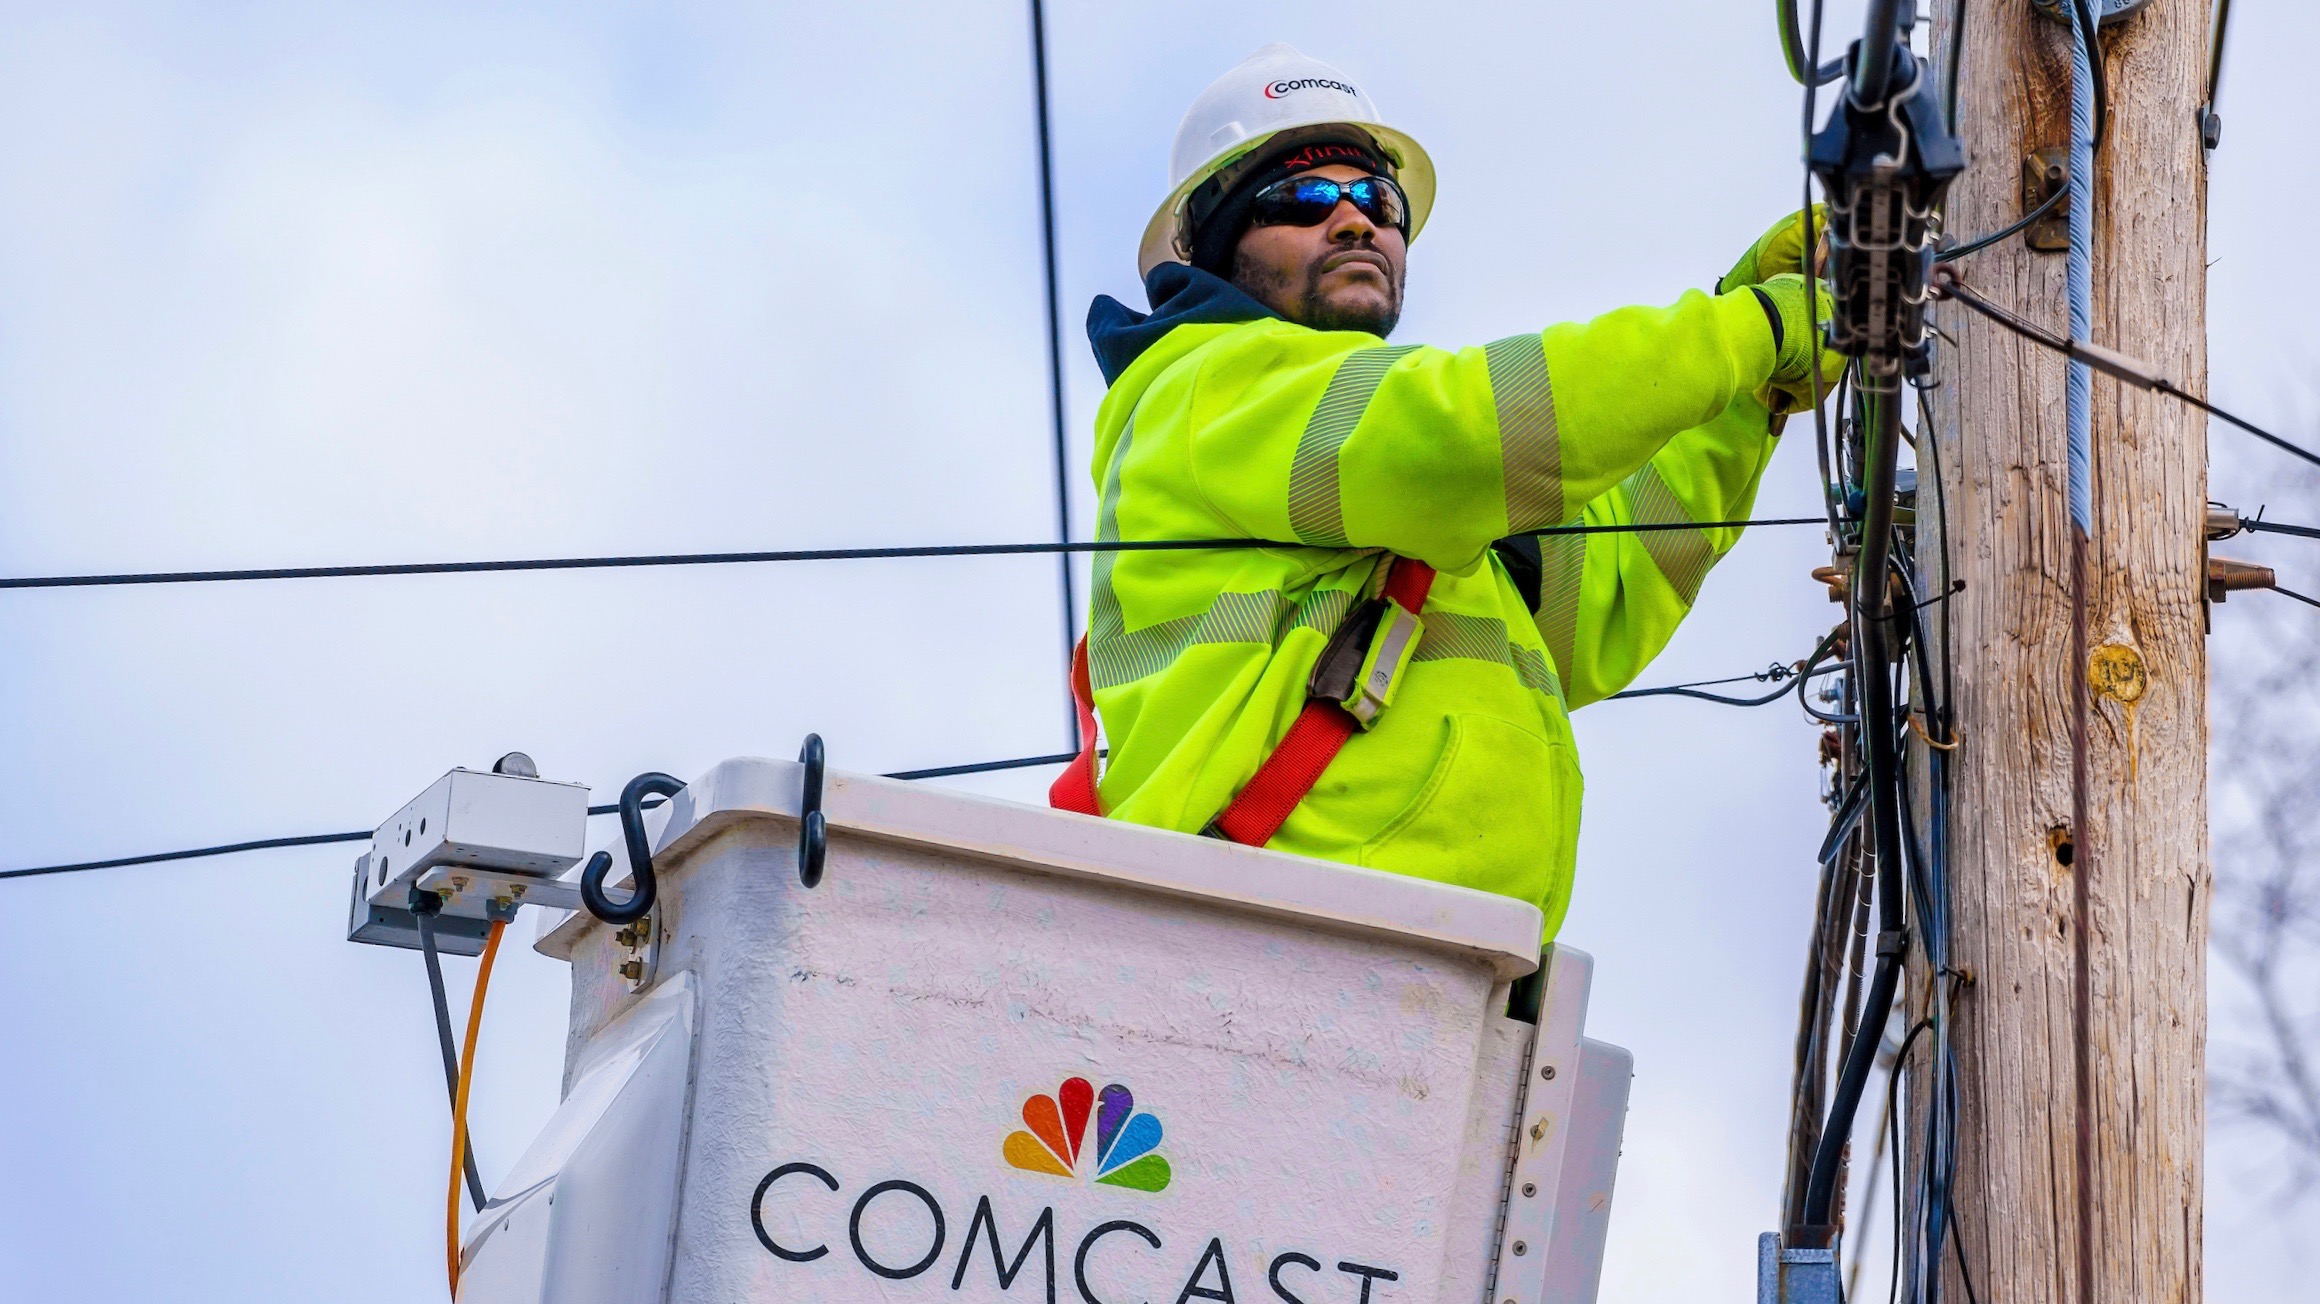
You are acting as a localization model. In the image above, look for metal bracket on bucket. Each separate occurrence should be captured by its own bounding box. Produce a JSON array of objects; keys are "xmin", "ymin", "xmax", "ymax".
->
[{"xmin": 1487, "ymin": 946, "xmax": 1634, "ymax": 1304}]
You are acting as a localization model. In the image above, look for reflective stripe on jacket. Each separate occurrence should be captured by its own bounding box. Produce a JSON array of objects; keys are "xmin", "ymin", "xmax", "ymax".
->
[{"xmin": 1082, "ymin": 265, "xmax": 1780, "ymax": 939}]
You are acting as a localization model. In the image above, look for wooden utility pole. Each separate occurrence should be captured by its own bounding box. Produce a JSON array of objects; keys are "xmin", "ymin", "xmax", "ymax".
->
[{"xmin": 1921, "ymin": 2, "xmax": 2208, "ymax": 1302}]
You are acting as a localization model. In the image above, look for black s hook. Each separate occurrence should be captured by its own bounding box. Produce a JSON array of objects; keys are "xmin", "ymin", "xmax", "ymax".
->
[
  {"xmin": 580, "ymin": 771, "xmax": 686, "ymax": 924},
  {"xmin": 797, "ymin": 735, "xmax": 826, "ymax": 888}
]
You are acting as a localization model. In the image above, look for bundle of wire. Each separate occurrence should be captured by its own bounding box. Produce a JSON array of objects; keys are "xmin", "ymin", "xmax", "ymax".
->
[{"xmin": 1775, "ymin": 3, "xmax": 1974, "ymax": 1301}]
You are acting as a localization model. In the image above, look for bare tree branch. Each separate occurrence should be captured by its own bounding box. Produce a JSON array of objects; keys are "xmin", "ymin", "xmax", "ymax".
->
[{"xmin": 2209, "ymin": 436, "xmax": 2320, "ymax": 1200}]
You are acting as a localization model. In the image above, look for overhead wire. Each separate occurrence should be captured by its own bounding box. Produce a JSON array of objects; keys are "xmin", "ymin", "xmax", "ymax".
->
[
  {"xmin": 5, "ymin": 637, "xmax": 1853, "ymax": 883},
  {"xmin": 880, "ymin": 750, "xmax": 1079, "ymax": 781},
  {"xmin": 0, "ymin": 828, "xmax": 375, "ymax": 880},
  {"xmin": 1024, "ymin": 0, "xmax": 1079, "ymax": 747},
  {"xmin": 0, "ymin": 517, "xmax": 1823, "ymax": 592},
  {"xmin": 0, "ymin": 753, "xmax": 1084, "ymax": 880},
  {"xmin": 1608, "ymin": 661, "xmax": 1814, "ymax": 707},
  {"xmin": 2242, "ymin": 518, "xmax": 2320, "ymax": 541},
  {"xmin": 1613, "ymin": 626, "xmax": 1850, "ymax": 710},
  {"xmin": 1935, "ymin": 274, "xmax": 2320, "ymax": 472}
]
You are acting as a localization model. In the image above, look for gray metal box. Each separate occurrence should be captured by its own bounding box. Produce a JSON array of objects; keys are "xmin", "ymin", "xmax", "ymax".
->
[
  {"xmin": 344, "ymin": 851, "xmax": 493, "ymax": 955},
  {"xmin": 362, "ymin": 768, "xmax": 590, "ymax": 908}
]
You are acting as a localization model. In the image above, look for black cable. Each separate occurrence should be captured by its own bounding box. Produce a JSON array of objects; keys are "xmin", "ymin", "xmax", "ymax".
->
[
  {"xmin": 1898, "ymin": 546, "xmax": 1970, "ymax": 1304},
  {"xmin": 1802, "ymin": 0, "xmax": 1844, "ymax": 539},
  {"xmin": 881, "ymin": 750, "xmax": 1080, "ymax": 781},
  {"xmin": 2243, "ymin": 518, "xmax": 2320, "ymax": 542},
  {"xmin": 0, "ymin": 518, "xmax": 1823, "ymax": 592},
  {"xmin": 0, "ymin": 539, "xmax": 1272, "ymax": 590},
  {"xmin": 0, "ymin": 828, "xmax": 372, "ymax": 880},
  {"xmin": 2167, "ymin": 390, "xmax": 2320, "ymax": 472},
  {"xmin": 1024, "ymin": 0, "xmax": 1078, "ymax": 748},
  {"xmin": 1816, "ymin": 777, "xmax": 1870, "ymax": 867},
  {"xmin": 1853, "ymin": 0, "xmax": 1910, "ymax": 107},
  {"xmin": 2203, "ymin": 0, "xmax": 2234, "ymax": 130},
  {"xmin": 2071, "ymin": 0, "xmax": 2109, "ymax": 152},
  {"xmin": 1948, "ymin": 1193, "xmax": 1984, "ymax": 1304},
  {"xmin": 1620, "ymin": 663, "xmax": 1796, "ymax": 693},
  {"xmin": 1778, "ymin": 0, "xmax": 1848, "ymax": 85},
  {"xmin": 1879, "ymin": 1018, "xmax": 1933, "ymax": 1304},
  {"xmin": 1895, "ymin": 553, "xmax": 1950, "ymax": 740},
  {"xmin": 1611, "ymin": 629, "xmax": 1849, "ymax": 711},
  {"xmin": 1609, "ymin": 680, "xmax": 1799, "ymax": 708},
  {"xmin": 1919, "ymin": 385, "xmax": 1959, "ymax": 736},
  {"xmin": 5, "ymin": 625, "xmax": 1864, "ymax": 883},
  {"xmin": 1941, "ymin": 0, "xmax": 1968, "ymax": 131},
  {"xmin": 1939, "ymin": 180, "xmax": 2065, "ymax": 261},
  {"xmin": 2, "ymin": 749, "xmax": 1102, "ymax": 880},
  {"xmin": 1798, "ymin": 625, "xmax": 1863, "ymax": 731},
  {"xmin": 2269, "ymin": 584, "xmax": 2320, "ymax": 610},
  {"xmin": 1609, "ymin": 660, "xmax": 1844, "ymax": 708},
  {"xmin": 1893, "ymin": 549, "xmax": 1967, "ymax": 1304},
  {"xmin": 1801, "ymin": 367, "xmax": 1912, "ymax": 1233},
  {"xmin": 415, "ymin": 908, "xmax": 489, "ymax": 1211},
  {"xmin": 1801, "ymin": 684, "xmax": 1859, "ymax": 726},
  {"xmin": 1937, "ymin": 276, "xmax": 2320, "ymax": 471}
]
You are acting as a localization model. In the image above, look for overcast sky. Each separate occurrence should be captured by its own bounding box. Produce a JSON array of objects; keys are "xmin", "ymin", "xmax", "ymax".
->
[{"xmin": 2, "ymin": 2, "xmax": 2312, "ymax": 1301}]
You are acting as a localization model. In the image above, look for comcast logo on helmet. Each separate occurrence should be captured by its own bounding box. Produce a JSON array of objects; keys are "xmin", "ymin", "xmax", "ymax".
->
[
  {"xmin": 1002, "ymin": 1077, "xmax": 1172, "ymax": 1193},
  {"xmin": 1264, "ymin": 76, "xmax": 1357, "ymax": 99}
]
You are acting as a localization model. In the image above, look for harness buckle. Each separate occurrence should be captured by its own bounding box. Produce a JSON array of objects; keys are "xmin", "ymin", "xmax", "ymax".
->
[{"xmin": 1342, "ymin": 597, "xmax": 1424, "ymax": 729}]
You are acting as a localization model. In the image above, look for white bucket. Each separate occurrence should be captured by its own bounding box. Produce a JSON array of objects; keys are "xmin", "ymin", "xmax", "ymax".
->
[{"xmin": 463, "ymin": 758, "xmax": 1627, "ymax": 1304}]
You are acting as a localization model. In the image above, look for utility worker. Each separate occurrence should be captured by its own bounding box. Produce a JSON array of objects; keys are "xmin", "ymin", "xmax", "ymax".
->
[{"xmin": 1050, "ymin": 45, "xmax": 1836, "ymax": 941}]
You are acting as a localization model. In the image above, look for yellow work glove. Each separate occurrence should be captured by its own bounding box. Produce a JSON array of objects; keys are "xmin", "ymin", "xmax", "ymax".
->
[
  {"xmin": 1752, "ymin": 272, "xmax": 1847, "ymax": 416},
  {"xmin": 1717, "ymin": 204, "xmax": 1826, "ymax": 294}
]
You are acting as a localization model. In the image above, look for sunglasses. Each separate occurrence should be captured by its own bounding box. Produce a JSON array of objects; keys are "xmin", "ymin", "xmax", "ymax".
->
[{"xmin": 1247, "ymin": 173, "xmax": 1410, "ymax": 235}]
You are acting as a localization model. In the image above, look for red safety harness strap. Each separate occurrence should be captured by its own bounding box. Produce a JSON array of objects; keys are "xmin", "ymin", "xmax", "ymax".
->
[
  {"xmin": 1206, "ymin": 701, "xmax": 1363, "ymax": 846},
  {"xmin": 1048, "ymin": 635, "xmax": 1103, "ymax": 816},
  {"xmin": 1050, "ymin": 556, "xmax": 1436, "ymax": 844},
  {"xmin": 1211, "ymin": 556, "xmax": 1435, "ymax": 846}
]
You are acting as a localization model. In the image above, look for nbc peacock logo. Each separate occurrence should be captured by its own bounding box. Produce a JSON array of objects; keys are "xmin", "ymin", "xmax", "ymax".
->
[{"xmin": 1002, "ymin": 1077, "xmax": 1172, "ymax": 1193}]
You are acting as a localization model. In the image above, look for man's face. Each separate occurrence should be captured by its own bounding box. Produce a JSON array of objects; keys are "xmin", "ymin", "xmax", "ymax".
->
[{"xmin": 1229, "ymin": 163, "xmax": 1407, "ymax": 337}]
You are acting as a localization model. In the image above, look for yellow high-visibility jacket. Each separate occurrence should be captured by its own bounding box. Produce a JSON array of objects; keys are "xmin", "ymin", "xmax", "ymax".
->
[{"xmin": 1082, "ymin": 264, "xmax": 1781, "ymax": 939}]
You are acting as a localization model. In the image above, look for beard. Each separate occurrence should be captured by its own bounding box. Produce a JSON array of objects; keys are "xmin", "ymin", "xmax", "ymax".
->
[{"xmin": 1233, "ymin": 247, "xmax": 1403, "ymax": 338}]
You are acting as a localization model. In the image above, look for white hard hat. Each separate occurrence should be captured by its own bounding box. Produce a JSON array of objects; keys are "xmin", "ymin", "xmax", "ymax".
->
[{"xmin": 1138, "ymin": 43, "xmax": 1437, "ymax": 278}]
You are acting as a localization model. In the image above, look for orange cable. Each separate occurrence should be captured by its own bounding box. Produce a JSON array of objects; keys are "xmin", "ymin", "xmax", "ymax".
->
[{"xmin": 446, "ymin": 918, "xmax": 507, "ymax": 1299}]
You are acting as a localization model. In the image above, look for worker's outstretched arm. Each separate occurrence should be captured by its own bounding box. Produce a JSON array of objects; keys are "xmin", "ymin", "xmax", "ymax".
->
[
  {"xmin": 1176, "ymin": 287, "xmax": 1777, "ymax": 573},
  {"xmin": 1523, "ymin": 394, "xmax": 1780, "ymax": 707}
]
